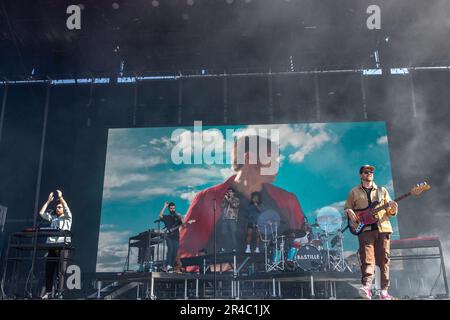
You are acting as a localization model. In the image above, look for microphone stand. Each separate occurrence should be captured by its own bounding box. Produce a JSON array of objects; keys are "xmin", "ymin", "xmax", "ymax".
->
[
  {"xmin": 157, "ymin": 219, "xmax": 161, "ymax": 271},
  {"xmin": 213, "ymin": 199, "xmax": 216, "ymax": 299},
  {"xmin": 152, "ymin": 218, "xmax": 162, "ymax": 272}
]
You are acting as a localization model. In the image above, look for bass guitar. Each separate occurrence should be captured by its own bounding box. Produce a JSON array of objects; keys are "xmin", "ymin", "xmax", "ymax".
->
[
  {"xmin": 348, "ymin": 182, "xmax": 430, "ymax": 235},
  {"xmin": 163, "ymin": 219, "xmax": 196, "ymax": 235}
]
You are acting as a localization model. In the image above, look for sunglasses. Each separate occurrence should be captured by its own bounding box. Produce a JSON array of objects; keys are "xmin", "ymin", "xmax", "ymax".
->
[
  {"xmin": 56, "ymin": 206, "xmax": 63, "ymax": 209},
  {"xmin": 363, "ymin": 171, "xmax": 374, "ymax": 174}
]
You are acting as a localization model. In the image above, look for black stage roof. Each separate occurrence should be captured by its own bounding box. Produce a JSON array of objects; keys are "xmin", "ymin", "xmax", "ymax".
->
[{"xmin": 1, "ymin": 0, "xmax": 450, "ymax": 79}]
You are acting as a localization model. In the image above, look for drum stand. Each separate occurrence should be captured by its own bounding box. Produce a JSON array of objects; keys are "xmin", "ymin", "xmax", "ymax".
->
[
  {"xmin": 329, "ymin": 230, "xmax": 352, "ymax": 272},
  {"xmin": 260, "ymin": 224, "xmax": 285, "ymax": 272},
  {"xmin": 321, "ymin": 230, "xmax": 332, "ymax": 271}
]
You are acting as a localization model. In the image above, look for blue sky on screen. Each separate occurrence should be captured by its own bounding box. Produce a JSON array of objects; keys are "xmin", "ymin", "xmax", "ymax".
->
[{"xmin": 96, "ymin": 122, "xmax": 398, "ymax": 272}]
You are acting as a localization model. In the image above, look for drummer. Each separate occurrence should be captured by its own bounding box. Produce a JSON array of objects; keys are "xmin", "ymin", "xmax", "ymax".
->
[
  {"xmin": 286, "ymin": 219, "xmax": 321, "ymax": 247},
  {"xmin": 296, "ymin": 221, "xmax": 312, "ymax": 245}
]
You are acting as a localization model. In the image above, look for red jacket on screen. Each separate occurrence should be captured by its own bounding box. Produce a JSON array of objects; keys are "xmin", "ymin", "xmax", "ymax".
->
[{"xmin": 179, "ymin": 175, "xmax": 305, "ymax": 260}]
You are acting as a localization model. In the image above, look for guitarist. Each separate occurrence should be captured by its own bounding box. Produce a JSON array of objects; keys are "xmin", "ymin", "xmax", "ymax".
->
[
  {"xmin": 344, "ymin": 165, "xmax": 398, "ymax": 300},
  {"xmin": 159, "ymin": 201, "xmax": 184, "ymax": 273}
]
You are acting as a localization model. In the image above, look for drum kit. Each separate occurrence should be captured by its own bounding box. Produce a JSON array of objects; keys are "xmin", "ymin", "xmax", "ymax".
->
[{"xmin": 257, "ymin": 207, "xmax": 353, "ymax": 273}]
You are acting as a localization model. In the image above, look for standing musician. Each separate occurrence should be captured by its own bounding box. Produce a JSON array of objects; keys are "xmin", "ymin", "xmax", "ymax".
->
[
  {"xmin": 219, "ymin": 187, "xmax": 240, "ymax": 252},
  {"xmin": 344, "ymin": 165, "xmax": 398, "ymax": 300},
  {"xmin": 245, "ymin": 192, "xmax": 263, "ymax": 253},
  {"xmin": 159, "ymin": 201, "xmax": 184, "ymax": 273},
  {"xmin": 38, "ymin": 190, "xmax": 72, "ymax": 299}
]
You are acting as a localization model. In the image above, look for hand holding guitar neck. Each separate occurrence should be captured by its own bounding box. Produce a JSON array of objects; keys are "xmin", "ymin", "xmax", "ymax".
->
[
  {"xmin": 182, "ymin": 219, "xmax": 196, "ymax": 228},
  {"xmin": 388, "ymin": 201, "xmax": 398, "ymax": 212}
]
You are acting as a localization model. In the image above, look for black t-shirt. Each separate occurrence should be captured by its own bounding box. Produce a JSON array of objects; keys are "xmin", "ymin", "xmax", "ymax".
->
[
  {"xmin": 363, "ymin": 187, "xmax": 373, "ymax": 206},
  {"xmin": 162, "ymin": 213, "xmax": 182, "ymax": 240},
  {"xmin": 210, "ymin": 186, "xmax": 289, "ymax": 253},
  {"xmin": 249, "ymin": 187, "xmax": 290, "ymax": 235},
  {"xmin": 362, "ymin": 187, "xmax": 378, "ymax": 231}
]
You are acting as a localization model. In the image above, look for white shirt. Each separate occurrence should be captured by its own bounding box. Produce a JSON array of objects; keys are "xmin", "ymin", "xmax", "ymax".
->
[{"xmin": 41, "ymin": 206, "xmax": 72, "ymax": 244}]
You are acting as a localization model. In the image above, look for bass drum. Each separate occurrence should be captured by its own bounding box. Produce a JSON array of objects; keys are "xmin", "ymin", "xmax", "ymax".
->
[{"xmin": 295, "ymin": 244, "xmax": 322, "ymax": 271}]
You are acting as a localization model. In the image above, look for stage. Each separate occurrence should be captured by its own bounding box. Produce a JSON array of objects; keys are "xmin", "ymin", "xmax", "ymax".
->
[
  {"xmin": 83, "ymin": 236, "xmax": 449, "ymax": 300},
  {"xmin": 90, "ymin": 270, "xmax": 360, "ymax": 300},
  {"xmin": 1, "ymin": 0, "xmax": 450, "ymax": 303}
]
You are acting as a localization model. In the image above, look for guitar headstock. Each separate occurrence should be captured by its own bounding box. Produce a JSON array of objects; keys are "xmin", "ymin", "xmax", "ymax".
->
[{"xmin": 410, "ymin": 182, "xmax": 431, "ymax": 196}]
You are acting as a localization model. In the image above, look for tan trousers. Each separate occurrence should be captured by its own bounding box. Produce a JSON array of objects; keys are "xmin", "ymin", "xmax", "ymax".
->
[{"xmin": 358, "ymin": 230, "xmax": 391, "ymax": 290}]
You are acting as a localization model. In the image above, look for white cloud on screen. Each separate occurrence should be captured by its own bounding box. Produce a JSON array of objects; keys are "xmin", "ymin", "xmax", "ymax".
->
[
  {"xmin": 149, "ymin": 136, "xmax": 173, "ymax": 151},
  {"xmin": 96, "ymin": 229, "xmax": 132, "ymax": 272},
  {"xmin": 179, "ymin": 190, "xmax": 199, "ymax": 203},
  {"xmin": 281, "ymin": 124, "xmax": 335, "ymax": 163},
  {"xmin": 236, "ymin": 124, "xmax": 335, "ymax": 163},
  {"xmin": 314, "ymin": 200, "xmax": 346, "ymax": 216},
  {"xmin": 104, "ymin": 164, "xmax": 227, "ymax": 201},
  {"xmin": 104, "ymin": 173, "xmax": 150, "ymax": 189},
  {"xmin": 103, "ymin": 124, "xmax": 336, "ymax": 203},
  {"xmin": 106, "ymin": 154, "xmax": 167, "ymax": 171}
]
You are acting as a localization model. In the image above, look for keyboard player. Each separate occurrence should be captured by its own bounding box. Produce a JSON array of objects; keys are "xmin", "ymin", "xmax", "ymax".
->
[{"xmin": 38, "ymin": 190, "xmax": 72, "ymax": 299}]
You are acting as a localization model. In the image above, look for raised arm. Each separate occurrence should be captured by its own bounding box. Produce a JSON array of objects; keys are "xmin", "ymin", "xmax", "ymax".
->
[
  {"xmin": 39, "ymin": 192, "xmax": 54, "ymax": 221},
  {"xmin": 159, "ymin": 201, "xmax": 168, "ymax": 219},
  {"xmin": 57, "ymin": 190, "xmax": 72, "ymax": 221},
  {"xmin": 221, "ymin": 194, "xmax": 229, "ymax": 208}
]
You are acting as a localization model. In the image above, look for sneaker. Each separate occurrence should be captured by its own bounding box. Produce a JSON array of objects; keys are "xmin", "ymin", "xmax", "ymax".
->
[
  {"xmin": 245, "ymin": 246, "xmax": 251, "ymax": 254},
  {"xmin": 358, "ymin": 286, "xmax": 372, "ymax": 300},
  {"xmin": 41, "ymin": 292, "xmax": 50, "ymax": 300},
  {"xmin": 380, "ymin": 291, "xmax": 395, "ymax": 300},
  {"xmin": 254, "ymin": 247, "xmax": 260, "ymax": 253},
  {"xmin": 372, "ymin": 290, "xmax": 381, "ymax": 300}
]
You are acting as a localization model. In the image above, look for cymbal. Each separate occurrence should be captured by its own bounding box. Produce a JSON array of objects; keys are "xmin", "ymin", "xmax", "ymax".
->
[
  {"xmin": 316, "ymin": 207, "xmax": 343, "ymax": 233},
  {"xmin": 256, "ymin": 209, "xmax": 282, "ymax": 237}
]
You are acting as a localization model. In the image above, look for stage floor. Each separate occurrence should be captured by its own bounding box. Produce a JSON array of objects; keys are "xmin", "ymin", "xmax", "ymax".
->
[{"xmin": 91, "ymin": 270, "xmax": 360, "ymax": 300}]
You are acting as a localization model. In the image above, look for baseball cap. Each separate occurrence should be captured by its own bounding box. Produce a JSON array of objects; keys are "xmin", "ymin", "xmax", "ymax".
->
[{"xmin": 359, "ymin": 165, "xmax": 375, "ymax": 174}]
